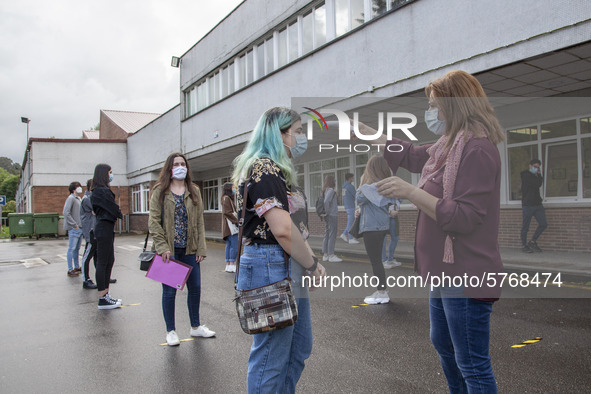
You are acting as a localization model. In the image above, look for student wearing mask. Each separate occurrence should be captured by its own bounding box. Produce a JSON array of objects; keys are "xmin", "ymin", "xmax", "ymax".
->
[
  {"xmin": 520, "ymin": 159, "xmax": 547, "ymax": 253},
  {"xmin": 80, "ymin": 179, "xmax": 98, "ymax": 289},
  {"xmin": 149, "ymin": 152, "xmax": 215, "ymax": 346},
  {"xmin": 63, "ymin": 181, "xmax": 83, "ymax": 277}
]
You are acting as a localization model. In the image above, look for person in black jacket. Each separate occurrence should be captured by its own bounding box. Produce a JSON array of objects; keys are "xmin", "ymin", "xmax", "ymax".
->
[
  {"xmin": 91, "ymin": 164, "xmax": 123, "ymax": 309},
  {"xmin": 520, "ymin": 159, "xmax": 547, "ymax": 253}
]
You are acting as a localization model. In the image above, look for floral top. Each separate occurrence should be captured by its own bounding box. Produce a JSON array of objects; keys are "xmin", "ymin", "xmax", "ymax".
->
[
  {"xmin": 237, "ymin": 158, "xmax": 309, "ymax": 245},
  {"xmin": 173, "ymin": 192, "xmax": 188, "ymax": 248}
]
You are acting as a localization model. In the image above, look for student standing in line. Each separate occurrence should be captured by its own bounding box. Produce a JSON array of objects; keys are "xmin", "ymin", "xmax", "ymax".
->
[
  {"xmin": 340, "ymin": 173, "xmax": 360, "ymax": 244},
  {"xmin": 232, "ymin": 106, "xmax": 326, "ymax": 393},
  {"xmin": 520, "ymin": 159, "xmax": 547, "ymax": 253},
  {"xmin": 221, "ymin": 182, "xmax": 239, "ymax": 273},
  {"xmin": 63, "ymin": 181, "xmax": 83, "ymax": 277},
  {"xmin": 322, "ymin": 175, "xmax": 342, "ymax": 262},
  {"xmin": 80, "ymin": 179, "xmax": 97, "ymax": 289},
  {"xmin": 149, "ymin": 152, "xmax": 215, "ymax": 346},
  {"xmin": 91, "ymin": 164, "xmax": 123, "ymax": 310},
  {"xmin": 382, "ymin": 199, "xmax": 402, "ymax": 269},
  {"xmin": 356, "ymin": 156, "xmax": 393, "ymax": 304}
]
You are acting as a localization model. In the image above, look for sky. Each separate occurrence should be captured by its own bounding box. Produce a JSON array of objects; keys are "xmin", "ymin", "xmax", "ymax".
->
[{"xmin": 0, "ymin": 0, "xmax": 243, "ymax": 164}]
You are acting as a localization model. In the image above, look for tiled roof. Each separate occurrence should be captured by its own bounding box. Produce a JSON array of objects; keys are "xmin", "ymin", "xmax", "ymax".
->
[
  {"xmin": 101, "ymin": 110, "xmax": 161, "ymax": 134},
  {"xmin": 82, "ymin": 130, "xmax": 99, "ymax": 139}
]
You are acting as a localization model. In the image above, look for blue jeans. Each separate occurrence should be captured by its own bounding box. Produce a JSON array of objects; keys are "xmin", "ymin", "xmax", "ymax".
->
[
  {"xmin": 225, "ymin": 233, "xmax": 238, "ymax": 262},
  {"xmin": 237, "ymin": 243, "xmax": 312, "ymax": 394},
  {"xmin": 322, "ymin": 215, "xmax": 338, "ymax": 255},
  {"xmin": 342, "ymin": 208, "xmax": 356, "ymax": 239},
  {"xmin": 520, "ymin": 205, "xmax": 547, "ymax": 246},
  {"xmin": 162, "ymin": 248, "xmax": 201, "ymax": 332},
  {"xmin": 381, "ymin": 218, "xmax": 399, "ymax": 261},
  {"xmin": 66, "ymin": 228, "xmax": 83, "ymax": 271},
  {"xmin": 430, "ymin": 286, "xmax": 497, "ymax": 394}
]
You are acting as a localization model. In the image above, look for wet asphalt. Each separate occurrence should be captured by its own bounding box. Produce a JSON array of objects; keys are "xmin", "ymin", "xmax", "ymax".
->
[{"xmin": 0, "ymin": 234, "xmax": 590, "ymax": 393}]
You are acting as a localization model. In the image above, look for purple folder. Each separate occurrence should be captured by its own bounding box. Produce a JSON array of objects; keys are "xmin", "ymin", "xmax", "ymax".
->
[{"xmin": 146, "ymin": 254, "xmax": 193, "ymax": 290}]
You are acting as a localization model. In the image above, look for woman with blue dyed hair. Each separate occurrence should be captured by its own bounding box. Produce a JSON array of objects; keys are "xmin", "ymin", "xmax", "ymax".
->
[{"xmin": 232, "ymin": 106, "xmax": 326, "ymax": 393}]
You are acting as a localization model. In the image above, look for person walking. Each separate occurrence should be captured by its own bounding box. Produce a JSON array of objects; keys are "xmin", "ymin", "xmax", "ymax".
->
[
  {"xmin": 322, "ymin": 175, "xmax": 342, "ymax": 262},
  {"xmin": 80, "ymin": 179, "xmax": 97, "ymax": 289},
  {"xmin": 520, "ymin": 159, "xmax": 547, "ymax": 253},
  {"xmin": 232, "ymin": 106, "xmax": 326, "ymax": 393},
  {"xmin": 360, "ymin": 70, "xmax": 505, "ymax": 393},
  {"xmin": 356, "ymin": 155, "xmax": 394, "ymax": 304},
  {"xmin": 91, "ymin": 164, "xmax": 123, "ymax": 310},
  {"xmin": 63, "ymin": 181, "xmax": 83, "ymax": 277},
  {"xmin": 221, "ymin": 182, "xmax": 238, "ymax": 273},
  {"xmin": 340, "ymin": 173, "xmax": 359, "ymax": 244},
  {"xmin": 149, "ymin": 152, "xmax": 215, "ymax": 346},
  {"xmin": 381, "ymin": 199, "xmax": 402, "ymax": 269}
]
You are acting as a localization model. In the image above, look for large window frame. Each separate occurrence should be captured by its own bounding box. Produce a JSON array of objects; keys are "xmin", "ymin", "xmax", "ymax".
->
[
  {"xmin": 131, "ymin": 184, "xmax": 150, "ymax": 214},
  {"xmin": 505, "ymin": 114, "xmax": 591, "ymax": 204},
  {"xmin": 182, "ymin": 0, "xmax": 415, "ymax": 118}
]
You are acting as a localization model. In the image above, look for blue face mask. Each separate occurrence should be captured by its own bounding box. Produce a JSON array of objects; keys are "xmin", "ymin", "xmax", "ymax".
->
[
  {"xmin": 108, "ymin": 174, "xmax": 114, "ymax": 183},
  {"xmin": 530, "ymin": 167, "xmax": 538, "ymax": 174},
  {"xmin": 286, "ymin": 133, "xmax": 308, "ymax": 159},
  {"xmin": 424, "ymin": 108, "xmax": 446, "ymax": 136}
]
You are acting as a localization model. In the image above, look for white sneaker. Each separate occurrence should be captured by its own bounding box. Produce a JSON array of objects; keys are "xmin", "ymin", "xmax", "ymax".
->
[
  {"xmin": 322, "ymin": 255, "xmax": 329, "ymax": 261},
  {"xmin": 348, "ymin": 238, "xmax": 360, "ymax": 244},
  {"xmin": 166, "ymin": 330, "xmax": 180, "ymax": 346},
  {"xmin": 224, "ymin": 263, "xmax": 230, "ymax": 272},
  {"xmin": 364, "ymin": 290, "xmax": 390, "ymax": 304},
  {"xmin": 328, "ymin": 255, "xmax": 343, "ymax": 263},
  {"xmin": 230, "ymin": 264, "xmax": 236, "ymax": 273},
  {"xmin": 389, "ymin": 259, "xmax": 402, "ymax": 267},
  {"xmin": 383, "ymin": 260, "xmax": 394, "ymax": 269},
  {"xmin": 190, "ymin": 325, "xmax": 216, "ymax": 338},
  {"xmin": 340, "ymin": 234, "xmax": 349, "ymax": 243}
]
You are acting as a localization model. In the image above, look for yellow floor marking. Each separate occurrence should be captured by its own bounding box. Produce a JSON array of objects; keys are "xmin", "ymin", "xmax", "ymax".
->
[
  {"xmin": 120, "ymin": 303, "xmax": 141, "ymax": 308},
  {"xmin": 159, "ymin": 338, "xmax": 195, "ymax": 346},
  {"xmin": 512, "ymin": 337, "xmax": 542, "ymax": 348},
  {"xmin": 352, "ymin": 303, "xmax": 370, "ymax": 308}
]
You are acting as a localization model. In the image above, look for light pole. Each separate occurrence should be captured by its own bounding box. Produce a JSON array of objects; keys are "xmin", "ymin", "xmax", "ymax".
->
[{"xmin": 21, "ymin": 117, "xmax": 30, "ymax": 150}]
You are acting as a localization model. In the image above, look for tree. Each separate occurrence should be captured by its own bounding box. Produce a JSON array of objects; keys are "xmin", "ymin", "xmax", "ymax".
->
[
  {"xmin": 0, "ymin": 174, "xmax": 18, "ymax": 201},
  {"xmin": 0, "ymin": 157, "xmax": 19, "ymax": 175},
  {"xmin": 0, "ymin": 168, "xmax": 8, "ymax": 185},
  {"xmin": 4, "ymin": 200, "xmax": 16, "ymax": 213}
]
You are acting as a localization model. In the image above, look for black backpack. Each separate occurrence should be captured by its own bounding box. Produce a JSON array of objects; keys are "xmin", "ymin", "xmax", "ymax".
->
[{"xmin": 315, "ymin": 192, "xmax": 326, "ymax": 220}]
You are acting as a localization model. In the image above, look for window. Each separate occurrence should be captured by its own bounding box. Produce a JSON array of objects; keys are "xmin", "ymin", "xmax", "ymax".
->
[
  {"xmin": 308, "ymin": 155, "xmax": 353, "ymax": 206},
  {"xmin": 288, "ymin": 22, "xmax": 299, "ymax": 62},
  {"xmin": 302, "ymin": 11, "xmax": 314, "ymax": 55},
  {"xmin": 182, "ymin": 0, "xmax": 417, "ymax": 116},
  {"xmin": 314, "ymin": 4, "xmax": 327, "ymax": 48},
  {"xmin": 131, "ymin": 184, "xmax": 150, "ymax": 214},
  {"xmin": 203, "ymin": 179, "xmax": 219, "ymax": 211},
  {"xmin": 506, "ymin": 115, "xmax": 591, "ymax": 202},
  {"xmin": 277, "ymin": 28, "xmax": 288, "ymax": 68}
]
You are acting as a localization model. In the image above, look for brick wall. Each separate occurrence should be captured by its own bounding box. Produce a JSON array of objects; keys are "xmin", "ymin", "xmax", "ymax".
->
[
  {"xmin": 32, "ymin": 186, "xmax": 131, "ymax": 217},
  {"xmin": 204, "ymin": 207, "xmax": 591, "ymax": 252},
  {"xmin": 130, "ymin": 214, "xmax": 148, "ymax": 233}
]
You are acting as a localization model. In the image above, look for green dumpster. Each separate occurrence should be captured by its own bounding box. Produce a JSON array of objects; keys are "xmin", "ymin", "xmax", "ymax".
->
[
  {"xmin": 8, "ymin": 213, "xmax": 34, "ymax": 239},
  {"xmin": 34, "ymin": 212, "xmax": 60, "ymax": 239}
]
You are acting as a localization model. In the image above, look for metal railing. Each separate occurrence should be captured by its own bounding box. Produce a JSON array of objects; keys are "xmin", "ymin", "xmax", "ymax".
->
[{"xmin": 115, "ymin": 214, "xmax": 130, "ymax": 234}]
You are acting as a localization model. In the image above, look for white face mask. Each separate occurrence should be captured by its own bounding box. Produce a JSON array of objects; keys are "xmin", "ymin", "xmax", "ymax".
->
[
  {"xmin": 424, "ymin": 108, "xmax": 447, "ymax": 136},
  {"xmin": 76, "ymin": 186, "xmax": 83, "ymax": 194},
  {"xmin": 172, "ymin": 166, "xmax": 187, "ymax": 180}
]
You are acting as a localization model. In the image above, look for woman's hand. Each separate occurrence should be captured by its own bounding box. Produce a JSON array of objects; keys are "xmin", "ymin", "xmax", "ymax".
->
[
  {"xmin": 377, "ymin": 176, "xmax": 416, "ymax": 200},
  {"xmin": 162, "ymin": 250, "xmax": 171, "ymax": 263},
  {"xmin": 389, "ymin": 209, "xmax": 399, "ymax": 218},
  {"xmin": 196, "ymin": 256, "xmax": 205, "ymax": 263},
  {"xmin": 355, "ymin": 208, "xmax": 360, "ymax": 218},
  {"xmin": 309, "ymin": 263, "xmax": 327, "ymax": 291}
]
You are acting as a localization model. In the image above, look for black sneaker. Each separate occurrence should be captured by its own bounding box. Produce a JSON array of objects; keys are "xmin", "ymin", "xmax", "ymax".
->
[
  {"xmin": 109, "ymin": 278, "xmax": 117, "ymax": 284},
  {"xmin": 522, "ymin": 245, "xmax": 533, "ymax": 253},
  {"xmin": 528, "ymin": 240, "xmax": 542, "ymax": 252},
  {"xmin": 106, "ymin": 293, "xmax": 122, "ymax": 304},
  {"xmin": 98, "ymin": 296, "xmax": 121, "ymax": 310},
  {"xmin": 83, "ymin": 279, "xmax": 97, "ymax": 289}
]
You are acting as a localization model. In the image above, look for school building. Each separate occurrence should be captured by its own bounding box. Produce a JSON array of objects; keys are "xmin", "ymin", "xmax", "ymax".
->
[{"xmin": 16, "ymin": 0, "xmax": 591, "ymax": 252}]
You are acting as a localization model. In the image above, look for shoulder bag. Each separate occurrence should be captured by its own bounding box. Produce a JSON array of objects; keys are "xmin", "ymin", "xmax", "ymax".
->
[
  {"xmin": 234, "ymin": 176, "xmax": 298, "ymax": 334},
  {"xmin": 139, "ymin": 204, "xmax": 164, "ymax": 271}
]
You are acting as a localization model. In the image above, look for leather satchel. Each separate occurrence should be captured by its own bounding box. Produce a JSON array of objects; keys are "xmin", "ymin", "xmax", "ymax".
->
[
  {"xmin": 234, "ymin": 175, "xmax": 298, "ymax": 334},
  {"xmin": 139, "ymin": 232, "xmax": 156, "ymax": 271}
]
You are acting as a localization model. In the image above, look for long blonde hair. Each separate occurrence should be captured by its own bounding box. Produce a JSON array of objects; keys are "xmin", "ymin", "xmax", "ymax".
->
[
  {"xmin": 360, "ymin": 155, "xmax": 391, "ymax": 186},
  {"xmin": 425, "ymin": 70, "xmax": 505, "ymax": 149}
]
